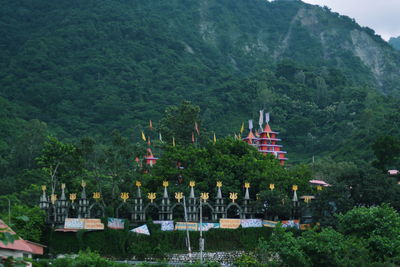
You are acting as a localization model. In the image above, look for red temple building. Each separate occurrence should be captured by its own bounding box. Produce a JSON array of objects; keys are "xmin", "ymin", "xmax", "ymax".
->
[
  {"xmin": 243, "ymin": 114, "xmax": 288, "ymax": 165},
  {"xmin": 144, "ymin": 148, "xmax": 158, "ymax": 166}
]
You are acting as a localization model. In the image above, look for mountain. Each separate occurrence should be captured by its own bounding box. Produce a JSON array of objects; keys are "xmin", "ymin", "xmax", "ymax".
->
[
  {"xmin": 1, "ymin": 0, "xmax": 400, "ymax": 163},
  {"xmin": 389, "ymin": 36, "xmax": 400, "ymax": 51}
]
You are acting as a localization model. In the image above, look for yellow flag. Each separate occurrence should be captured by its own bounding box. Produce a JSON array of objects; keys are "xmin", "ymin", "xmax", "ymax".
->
[
  {"xmin": 240, "ymin": 122, "xmax": 244, "ymax": 134},
  {"xmin": 172, "ymin": 137, "xmax": 175, "ymax": 147},
  {"xmin": 141, "ymin": 131, "xmax": 146, "ymax": 141},
  {"xmin": 213, "ymin": 133, "xmax": 217, "ymax": 144}
]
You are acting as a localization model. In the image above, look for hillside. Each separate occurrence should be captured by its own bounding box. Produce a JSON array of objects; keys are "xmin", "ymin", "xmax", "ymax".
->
[
  {"xmin": 389, "ymin": 36, "xmax": 400, "ymax": 51},
  {"xmin": 1, "ymin": 0, "xmax": 400, "ymax": 163}
]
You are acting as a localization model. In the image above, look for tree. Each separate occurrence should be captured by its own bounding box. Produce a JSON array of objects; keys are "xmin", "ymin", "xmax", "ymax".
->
[{"xmin": 372, "ymin": 136, "xmax": 400, "ymax": 170}]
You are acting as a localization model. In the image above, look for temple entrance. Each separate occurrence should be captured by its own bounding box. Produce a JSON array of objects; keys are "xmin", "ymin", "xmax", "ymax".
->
[
  {"xmin": 116, "ymin": 203, "xmax": 132, "ymax": 220},
  {"xmin": 144, "ymin": 204, "xmax": 159, "ymax": 221},
  {"xmin": 199, "ymin": 203, "xmax": 213, "ymax": 222},
  {"xmin": 89, "ymin": 203, "xmax": 105, "ymax": 218},
  {"xmin": 226, "ymin": 203, "xmax": 241, "ymax": 219},
  {"xmin": 171, "ymin": 203, "xmax": 185, "ymax": 221}
]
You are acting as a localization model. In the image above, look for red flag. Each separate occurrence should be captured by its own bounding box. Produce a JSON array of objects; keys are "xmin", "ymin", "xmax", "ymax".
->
[
  {"xmin": 149, "ymin": 120, "xmax": 153, "ymax": 130},
  {"xmin": 192, "ymin": 132, "xmax": 195, "ymax": 143},
  {"xmin": 194, "ymin": 122, "xmax": 200, "ymax": 135}
]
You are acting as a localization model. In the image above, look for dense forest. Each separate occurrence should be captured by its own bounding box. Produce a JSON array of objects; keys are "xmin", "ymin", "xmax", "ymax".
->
[
  {"xmin": 1, "ymin": 0, "xmax": 400, "ymax": 264},
  {"xmin": 389, "ymin": 36, "xmax": 400, "ymax": 51}
]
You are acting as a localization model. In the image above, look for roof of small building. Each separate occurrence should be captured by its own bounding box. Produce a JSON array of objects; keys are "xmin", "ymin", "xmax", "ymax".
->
[{"xmin": 0, "ymin": 220, "xmax": 45, "ymax": 255}]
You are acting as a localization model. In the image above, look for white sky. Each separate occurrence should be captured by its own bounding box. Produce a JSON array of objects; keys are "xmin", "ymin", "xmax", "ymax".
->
[{"xmin": 301, "ymin": 0, "xmax": 400, "ymax": 40}]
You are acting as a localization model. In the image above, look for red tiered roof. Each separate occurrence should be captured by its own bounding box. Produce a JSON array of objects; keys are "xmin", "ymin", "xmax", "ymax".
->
[
  {"xmin": 144, "ymin": 148, "xmax": 158, "ymax": 166},
  {"xmin": 243, "ymin": 121, "xmax": 288, "ymax": 165}
]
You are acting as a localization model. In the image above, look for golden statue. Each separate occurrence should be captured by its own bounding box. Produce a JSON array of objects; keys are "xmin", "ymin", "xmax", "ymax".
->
[
  {"xmin": 135, "ymin": 181, "xmax": 142, "ymax": 187},
  {"xmin": 163, "ymin": 181, "xmax": 169, "ymax": 187},
  {"xmin": 216, "ymin": 181, "xmax": 222, "ymax": 188},
  {"xmin": 175, "ymin": 192, "xmax": 183, "ymax": 202},
  {"xmin": 189, "ymin": 181, "xmax": 195, "ymax": 187},
  {"xmin": 93, "ymin": 192, "xmax": 101, "ymax": 200},
  {"xmin": 51, "ymin": 194, "xmax": 57, "ymax": 204},
  {"xmin": 269, "ymin": 184, "xmax": 275, "ymax": 190},
  {"xmin": 148, "ymin": 192, "xmax": 156, "ymax": 203},
  {"xmin": 69, "ymin": 193, "xmax": 77, "ymax": 203},
  {"xmin": 244, "ymin": 182, "xmax": 250, "ymax": 189},
  {"xmin": 229, "ymin": 192, "xmax": 238, "ymax": 203},
  {"xmin": 120, "ymin": 192, "xmax": 129, "ymax": 202},
  {"xmin": 200, "ymin": 192, "xmax": 209, "ymax": 202},
  {"xmin": 292, "ymin": 185, "xmax": 298, "ymax": 191}
]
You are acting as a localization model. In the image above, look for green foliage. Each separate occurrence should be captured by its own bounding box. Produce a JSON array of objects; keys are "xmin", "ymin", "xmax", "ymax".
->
[
  {"xmin": 33, "ymin": 250, "xmax": 131, "ymax": 267},
  {"xmin": 372, "ymin": 136, "xmax": 400, "ymax": 170},
  {"xmin": 337, "ymin": 204, "xmax": 400, "ymax": 262},
  {"xmin": 389, "ymin": 36, "xmax": 400, "ymax": 51},
  {"xmin": 234, "ymin": 254, "xmax": 264, "ymax": 267},
  {"xmin": 0, "ymin": 205, "xmax": 45, "ymax": 242},
  {"xmin": 47, "ymin": 227, "xmax": 272, "ymax": 258}
]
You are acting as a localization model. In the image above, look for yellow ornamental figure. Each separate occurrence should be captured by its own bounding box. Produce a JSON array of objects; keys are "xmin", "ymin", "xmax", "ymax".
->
[
  {"xmin": 175, "ymin": 192, "xmax": 183, "ymax": 202},
  {"xmin": 69, "ymin": 193, "xmax": 77, "ymax": 203},
  {"xmin": 317, "ymin": 185, "xmax": 323, "ymax": 191},
  {"xmin": 120, "ymin": 192, "xmax": 129, "ymax": 202},
  {"xmin": 61, "ymin": 183, "xmax": 66, "ymax": 190},
  {"xmin": 136, "ymin": 181, "xmax": 142, "ymax": 187},
  {"xmin": 93, "ymin": 192, "xmax": 101, "ymax": 200},
  {"xmin": 189, "ymin": 181, "xmax": 196, "ymax": 187},
  {"xmin": 163, "ymin": 181, "xmax": 169, "ymax": 187},
  {"xmin": 200, "ymin": 192, "xmax": 209, "ymax": 202},
  {"xmin": 148, "ymin": 192, "xmax": 156, "ymax": 203},
  {"xmin": 269, "ymin": 184, "xmax": 275, "ymax": 190},
  {"xmin": 244, "ymin": 182, "xmax": 250, "ymax": 189},
  {"xmin": 292, "ymin": 185, "xmax": 298, "ymax": 191},
  {"xmin": 41, "ymin": 185, "xmax": 47, "ymax": 192},
  {"xmin": 51, "ymin": 194, "xmax": 57, "ymax": 204},
  {"xmin": 216, "ymin": 181, "xmax": 222, "ymax": 188},
  {"xmin": 229, "ymin": 192, "xmax": 238, "ymax": 203},
  {"xmin": 81, "ymin": 180, "xmax": 86, "ymax": 188},
  {"xmin": 304, "ymin": 196, "xmax": 312, "ymax": 203}
]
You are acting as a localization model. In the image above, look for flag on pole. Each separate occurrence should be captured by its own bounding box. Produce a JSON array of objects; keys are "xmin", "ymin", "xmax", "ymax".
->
[
  {"xmin": 265, "ymin": 112, "xmax": 270, "ymax": 124},
  {"xmin": 149, "ymin": 120, "xmax": 153, "ymax": 130},
  {"xmin": 147, "ymin": 136, "xmax": 151, "ymax": 146},
  {"xmin": 172, "ymin": 137, "xmax": 175, "ymax": 147},
  {"xmin": 194, "ymin": 122, "xmax": 200, "ymax": 135},
  {"xmin": 141, "ymin": 131, "xmax": 146, "ymax": 141},
  {"xmin": 130, "ymin": 224, "xmax": 150, "ymax": 235},
  {"xmin": 213, "ymin": 133, "xmax": 217, "ymax": 144},
  {"xmin": 192, "ymin": 132, "xmax": 195, "ymax": 143},
  {"xmin": 259, "ymin": 110, "xmax": 264, "ymax": 129},
  {"xmin": 240, "ymin": 122, "xmax": 244, "ymax": 134},
  {"xmin": 159, "ymin": 132, "xmax": 163, "ymax": 143},
  {"xmin": 248, "ymin": 120, "xmax": 253, "ymax": 130}
]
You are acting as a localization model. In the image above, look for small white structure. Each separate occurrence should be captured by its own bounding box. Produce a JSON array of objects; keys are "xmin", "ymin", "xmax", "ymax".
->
[{"xmin": 0, "ymin": 220, "xmax": 45, "ymax": 260}]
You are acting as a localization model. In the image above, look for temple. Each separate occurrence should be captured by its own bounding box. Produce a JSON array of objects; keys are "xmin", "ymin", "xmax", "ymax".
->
[
  {"xmin": 144, "ymin": 148, "xmax": 158, "ymax": 166},
  {"xmin": 243, "ymin": 113, "xmax": 288, "ymax": 165}
]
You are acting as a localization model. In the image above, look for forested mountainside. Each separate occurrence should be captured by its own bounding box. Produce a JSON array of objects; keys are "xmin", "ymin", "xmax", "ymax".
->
[
  {"xmin": 1, "ymin": 0, "xmax": 400, "ymax": 163},
  {"xmin": 389, "ymin": 36, "xmax": 400, "ymax": 51}
]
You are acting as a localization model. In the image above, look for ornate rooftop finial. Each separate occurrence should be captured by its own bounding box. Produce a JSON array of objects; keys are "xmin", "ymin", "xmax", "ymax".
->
[
  {"xmin": 229, "ymin": 192, "xmax": 238, "ymax": 203},
  {"xmin": 120, "ymin": 192, "xmax": 129, "ymax": 202},
  {"xmin": 69, "ymin": 193, "xmax": 77, "ymax": 203},
  {"xmin": 148, "ymin": 192, "xmax": 156, "ymax": 203},
  {"xmin": 244, "ymin": 182, "xmax": 250, "ymax": 200},
  {"xmin": 175, "ymin": 192, "xmax": 183, "ymax": 202},
  {"xmin": 200, "ymin": 192, "xmax": 209, "ymax": 202}
]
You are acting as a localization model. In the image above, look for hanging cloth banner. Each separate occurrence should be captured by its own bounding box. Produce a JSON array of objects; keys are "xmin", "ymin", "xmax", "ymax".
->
[
  {"xmin": 259, "ymin": 110, "xmax": 264, "ymax": 129},
  {"xmin": 175, "ymin": 222, "xmax": 198, "ymax": 231},
  {"xmin": 130, "ymin": 224, "xmax": 150, "ymax": 235},
  {"xmin": 154, "ymin": 220, "xmax": 174, "ymax": 231},
  {"xmin": 241, "ymin": 219, "xmax": 262, "ymax": 228},
  {"xmin": 281, "ymin": 220, "xmax": 300, "ymax": 229},
  {"xmin": 263, "ymin": 220, "xmax": 278, "ymax": 228},
  {"xmin": 107, "ymin": 218, "xmax": 125, "ymax": 229},
  {"xmin": 219, "ymin": 219, "xmax": 241, "ymax": 229},
  {"xmin": 198, "ymin": 223, "xmax": 219, "ymax": 231}
]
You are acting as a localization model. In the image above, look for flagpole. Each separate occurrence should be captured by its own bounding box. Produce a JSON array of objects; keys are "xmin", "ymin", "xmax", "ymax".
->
[
  {"xmin": 183, "ymin": 196, "xmax": 191, "ymax": 254},
  {"xmin": 199, "ymin": 198, "xmax": 204, "ymax": 264}
]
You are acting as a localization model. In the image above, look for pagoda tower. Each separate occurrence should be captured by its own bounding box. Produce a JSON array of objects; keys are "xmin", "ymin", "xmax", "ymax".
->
[
  {"xmin": 257, "ymin": 123, "xmax": 288, "ymax": 165},
  {"xmin": 242, "ymin": 113, "xmax": 288, "ymax": 165},
  {"xmin": 144, "ymin": 148, "xmax": 158, "ymax": 166}
]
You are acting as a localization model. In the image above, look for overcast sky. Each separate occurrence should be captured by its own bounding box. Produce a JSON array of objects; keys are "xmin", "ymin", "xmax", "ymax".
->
[{"xmin": 301, "ymin": 0, "xmax": 400, "ymax": 40}]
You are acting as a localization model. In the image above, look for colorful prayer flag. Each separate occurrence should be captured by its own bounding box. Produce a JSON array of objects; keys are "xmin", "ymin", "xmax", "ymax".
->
[
  {"xmin": 141, "ymin": 131, "xmax": 146, "ymax": 141},
  {"xmin": 130, "ymin": 224, "xmax": 150, "ymax": 235},
  {"xmin": 240, "ymin": 122, "xmax": 244, "ymax": 134},
  {"xmin": 213, "ymin": 133, "xmax": 216, "ymax": 144}
]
